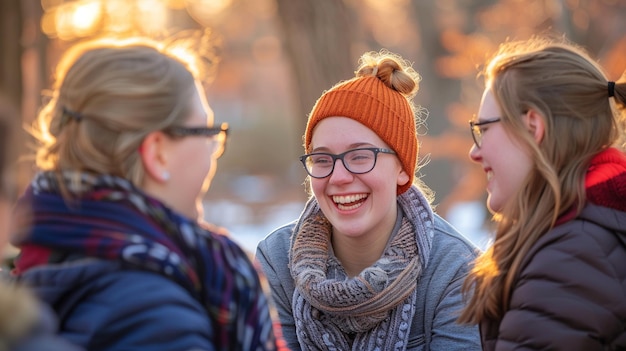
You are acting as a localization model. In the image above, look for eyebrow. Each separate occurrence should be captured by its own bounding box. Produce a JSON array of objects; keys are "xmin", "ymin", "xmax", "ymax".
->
[
  {"xmin": 311, "ymin": 142, "xmax": 376, "ymax": 153},
  {"xmin": 473, "ymin": 113, "xmax": 504, "ymax": 123}
]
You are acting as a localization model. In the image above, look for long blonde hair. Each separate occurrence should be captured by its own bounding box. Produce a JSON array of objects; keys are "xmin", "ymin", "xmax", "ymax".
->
[
  {"xmin": 34, "ymin": 37, "xmax": 206, "ymax": 187},
  {"xmin": 459, "ymin": 37, "xmax": 626, "ymax": 323}
]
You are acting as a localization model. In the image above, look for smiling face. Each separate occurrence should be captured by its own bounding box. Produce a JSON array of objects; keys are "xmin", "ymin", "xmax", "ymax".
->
[
  {"xmin": 309, "ymin": 117, "xmax": 409, "ymax": 241},
  {"xmin": 469, "ymin": 88, "xmax": 534, "ymax": 213}
]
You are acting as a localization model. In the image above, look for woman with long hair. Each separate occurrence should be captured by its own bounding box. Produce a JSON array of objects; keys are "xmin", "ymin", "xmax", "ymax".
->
[{"xmin": 460, "ymin": 37, "xmax": 626, "ymax": 350}]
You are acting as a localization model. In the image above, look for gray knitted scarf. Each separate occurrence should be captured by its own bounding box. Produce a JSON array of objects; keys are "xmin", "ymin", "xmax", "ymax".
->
[{"xmin": 289, "ymin": 186, "xmax": 434, "ymax": 350}]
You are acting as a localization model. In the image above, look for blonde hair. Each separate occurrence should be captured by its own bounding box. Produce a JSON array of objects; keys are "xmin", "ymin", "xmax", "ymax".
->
[
  {"xmin": 459, "ymin": 37, "xmax": 626, "ymax": 323},
  {"xmin": 34, "ymin": 37, "xmax": 206, "ymax": 187}
]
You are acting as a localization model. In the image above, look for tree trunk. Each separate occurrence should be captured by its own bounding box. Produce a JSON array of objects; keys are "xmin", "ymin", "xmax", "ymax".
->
[
  {"xmin": 0, "ymin": 0, "xmax": 23, "ymax": 114},
  {"xmin": 274, "ymin": 0, "xmax": 355, "ymax": 126},
  {"xmin": 20, "ymin": 0, "xmax": 47, "ymax": 126}
]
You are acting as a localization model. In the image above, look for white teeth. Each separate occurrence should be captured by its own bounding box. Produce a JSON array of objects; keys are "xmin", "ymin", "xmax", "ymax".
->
[
  {"xmin": 338, "ymin": 202, "xmax": 362, "ymax": 211},
  {"xmin": 332, "ymin": 194, "xmax": 367, "ymax": 204},
  {"xmin": 487, "ymin": 171, "xmax": 493, "ymax": 181}
]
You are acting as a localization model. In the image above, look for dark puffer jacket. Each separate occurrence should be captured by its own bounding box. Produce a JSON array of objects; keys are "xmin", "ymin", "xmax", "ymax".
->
[
  {"xmin": 0, "ymin": 279, "xmax": 84, "ymax": 351},
  {"xmin": 481, "ymin": 203, "xmax": 626, "ymax": 350},
  {"xmin": 18, "ymin": 259, "xmax": 216, "ymax": 351}
]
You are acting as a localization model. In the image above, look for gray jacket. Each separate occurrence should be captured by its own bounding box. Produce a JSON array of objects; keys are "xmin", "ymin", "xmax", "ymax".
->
[{"xmin": 256, "ymin": 213, "xmax": 482, "ymax": 351}]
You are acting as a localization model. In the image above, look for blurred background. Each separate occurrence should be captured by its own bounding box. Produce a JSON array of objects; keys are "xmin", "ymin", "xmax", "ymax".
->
[{"xmin": 1, "ymin": 0, "xmax": 625, "ymax": 252}]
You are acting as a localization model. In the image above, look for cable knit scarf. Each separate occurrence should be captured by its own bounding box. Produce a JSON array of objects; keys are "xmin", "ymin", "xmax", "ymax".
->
[
  {"xmin": 289, "ymin": 186, "xmax": 434, "ymax": 350},
  {"xmin": 11, "ymin": 171, "xmax": 277, "ymax": 351}
]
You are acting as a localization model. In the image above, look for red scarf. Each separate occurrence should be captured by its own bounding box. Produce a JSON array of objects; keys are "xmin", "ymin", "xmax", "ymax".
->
[{"xmin": 556, "ymin": 147, "xmax": 626, "ymax": 225}]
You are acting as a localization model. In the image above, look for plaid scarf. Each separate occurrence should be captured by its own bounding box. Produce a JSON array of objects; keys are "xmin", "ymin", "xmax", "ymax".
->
[{"xmin": 12, "ymin": 171, "xmax": 278, "ymax": 351}]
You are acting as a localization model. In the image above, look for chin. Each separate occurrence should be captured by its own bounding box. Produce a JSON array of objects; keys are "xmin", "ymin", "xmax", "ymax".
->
[
  {"xmin": 486, "ymin": 196, "xmax": 503, "ymax": 214},
  {"xmin": 330, "ymin": 221, "xmax": 367, "ymax": 239}
]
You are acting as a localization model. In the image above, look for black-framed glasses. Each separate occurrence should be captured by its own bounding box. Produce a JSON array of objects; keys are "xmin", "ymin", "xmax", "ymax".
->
[
  {"xmin": 163, "ymin": 122, "xmax": 229, "ymax": 157},
  {"xmin": 299, "ymin": 147, "xmax": 396, "ymax": 179},
  {"xmin": 469, "ymin": 118, "xmax": 501, "ymax": 149},
  {"xmin": 164, "ymin": 122, "xmax": 229, "ymax": 138}
]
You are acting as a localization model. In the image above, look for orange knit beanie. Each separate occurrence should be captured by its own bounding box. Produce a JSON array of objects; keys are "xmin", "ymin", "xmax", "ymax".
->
[{"xmin": 304, "ymin": 75, "xmax": 417, "ymax": 195}]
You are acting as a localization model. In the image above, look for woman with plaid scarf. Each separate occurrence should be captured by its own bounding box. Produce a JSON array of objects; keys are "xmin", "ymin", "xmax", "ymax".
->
[{"xmin": 10, "ymin": 37, "xmax": 282, "ymax": 351}]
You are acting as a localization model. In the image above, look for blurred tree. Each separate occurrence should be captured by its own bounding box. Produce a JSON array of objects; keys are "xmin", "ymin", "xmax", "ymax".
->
[
  {"xmin": 0, "ymin": 0, "xmax": 23, "ymax": 112},
  {"xmin": 20, "ymin": 0, "xmax": 48, "ymax": 126},
  {"xmin": 274, "ymin": 0, "xmax": 355, "ymax": 123},
  {"xmin": 2, "ymin": 0, "xmax": 625, "ymax": 228},
  {"xmin": 269, "ymin": 0, "xmax": 626, "ymax": 217},
  {"xmin": 2, "ymin": 0, "xmax": 48, "ymax": 193},
  {"xmin": 405, "ymin": 0, "xmax": 626, "ymax": 215},
  {"xmin": 407, "ymin": 0, "xmax": 497, "ymax": 215}
]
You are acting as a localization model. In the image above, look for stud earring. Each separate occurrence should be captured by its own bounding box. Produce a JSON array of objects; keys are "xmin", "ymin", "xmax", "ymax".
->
[{"xmin": 162, "ymin": 171, "xmax": 170, "ymax": 181}]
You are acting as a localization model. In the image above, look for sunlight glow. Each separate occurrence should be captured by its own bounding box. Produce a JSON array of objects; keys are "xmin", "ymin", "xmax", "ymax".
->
[
  {"xmin": 41, "ymin": 0, "xmax": 232, "ymax": 40},
  {"xmin": 103, "ymin": 0, "xmax": 133, "ymax": 33},
  {"xmin": 72, "ymin": 1, "xmax": 101, "ymax": 34},
  {"xmin": 196, "ymin": 0, "xmax": 233, "ymax": 15},
  {"xmin": 169, "ymin": 45, "xmax": 201, "ymax": 77},
  {"xmin": 55, "ymin": 5, "xmax": 78, "ymax": 40},
  {"xmin": 136, "ymin": 0, "xmax": 168, "ymax": 33},
  {"xmin": 186, "ymin": 0, "xmax": 234, "ymax": 22},
  {"xmin": 41, "ymin": 0, "xmax": 64, "ymax": 11}
]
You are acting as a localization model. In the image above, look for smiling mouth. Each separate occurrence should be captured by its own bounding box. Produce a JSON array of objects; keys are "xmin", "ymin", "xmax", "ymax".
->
[{"xmin": 332, "ymin": 193, "xmax": 368, "ymax": 210}]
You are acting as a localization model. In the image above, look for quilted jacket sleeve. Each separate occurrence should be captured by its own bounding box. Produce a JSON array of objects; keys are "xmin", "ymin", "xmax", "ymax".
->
[
  {"xmin": 23, "ymin": 261, "xmax": 217, "ymax": 351},
  {"xmin": 494, "ymin": 217, "xmax": 626, "ymax": 350}
]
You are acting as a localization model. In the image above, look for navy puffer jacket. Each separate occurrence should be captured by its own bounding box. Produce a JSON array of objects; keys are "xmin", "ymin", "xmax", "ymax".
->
[{"xmin": 19, "ymin": 259, "xmax": 215, "ymax": 351}]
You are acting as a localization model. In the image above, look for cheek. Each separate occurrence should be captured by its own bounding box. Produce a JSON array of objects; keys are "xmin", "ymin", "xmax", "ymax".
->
[
  {"xmin": 510, "ymin": 160, "xmax": 533, "ymax": 192},
  {"xmin": 508, "ymin": 144, "xmax": 534, "ymax": 179},
  {"xmin": 495, "ymin": 148, "xmax": 533, "ymax": 196},
  {"xmin": 310, "ymin": 178, "xmax": 326, "ymax": 198},
  {"xmin": 175, "ymin": 143, "xmax": 213, "ymax": 184}
]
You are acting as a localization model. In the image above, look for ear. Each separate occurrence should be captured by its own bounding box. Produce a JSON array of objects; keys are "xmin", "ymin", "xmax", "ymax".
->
[
  {"xmin": 397, "ymin": 168, "xmax": 410, "ymax": 187},
  {"xmin": 139, "ymin": 132, "xmax": 170, "ymax": 184},
  {"xmin": 523, "ymin": 109, "xmax": 545, "ymax": 144}
]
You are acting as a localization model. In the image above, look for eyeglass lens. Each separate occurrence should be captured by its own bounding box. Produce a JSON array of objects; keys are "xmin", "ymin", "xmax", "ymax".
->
[
  {"xmin": 469, "ymin": 118, "xmax": 500, "ymax": 148},
  {"xmin": 302, "ymin": 148, "xmax": 386, "ymax": 178},
  {"xmin": 471, "ymin": 124, "xmax": 482, "ymax": 147}
]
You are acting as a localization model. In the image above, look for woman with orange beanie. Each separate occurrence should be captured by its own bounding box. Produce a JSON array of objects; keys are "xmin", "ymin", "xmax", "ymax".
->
[{"xmin": 256, "ymin": 50, "xmax": 482, "ymax": 350}]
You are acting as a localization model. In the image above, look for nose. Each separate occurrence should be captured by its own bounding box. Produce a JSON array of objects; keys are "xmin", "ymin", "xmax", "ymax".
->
[
  {"xmin": 328, "ymin": 158, "xmax": 354, "ymax": 183},
  {"xmin": 468, "ymin": 143, "xmax": 481, "ymax": 162}
]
